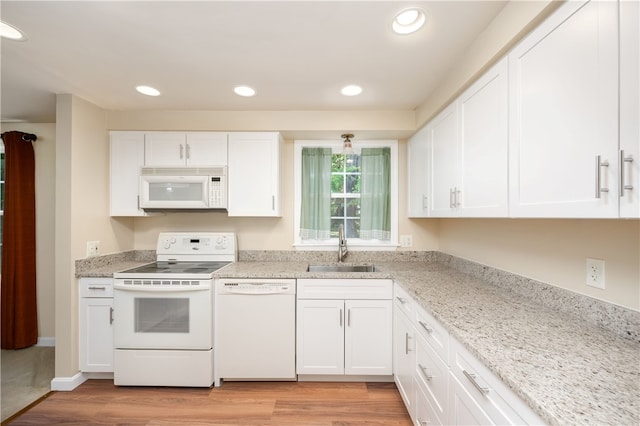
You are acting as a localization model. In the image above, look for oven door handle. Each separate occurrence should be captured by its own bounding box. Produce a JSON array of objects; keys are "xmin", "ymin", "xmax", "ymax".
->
[{"xmin": 113, "ymin": 285, "xmax": 210, "ymax": 292}]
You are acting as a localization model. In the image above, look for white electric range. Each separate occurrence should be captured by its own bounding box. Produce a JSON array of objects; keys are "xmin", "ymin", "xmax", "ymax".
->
[{"xmin": 113, "ymin": 232, "xmax": 236, "ymax": 387}]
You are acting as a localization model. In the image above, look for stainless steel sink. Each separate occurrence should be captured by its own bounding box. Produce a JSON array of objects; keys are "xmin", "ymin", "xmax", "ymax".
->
[{"xmin": 307, "ymin": 264, "xmax": 377, "ymax": 273}]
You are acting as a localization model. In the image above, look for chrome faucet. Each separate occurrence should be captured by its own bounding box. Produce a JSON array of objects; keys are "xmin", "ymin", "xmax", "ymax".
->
[{"xmin": 338, "ymin": 224, "xmax": 348, "ymax": 263}]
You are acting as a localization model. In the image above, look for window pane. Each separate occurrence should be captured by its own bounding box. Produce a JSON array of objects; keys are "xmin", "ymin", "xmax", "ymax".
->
[
  {"xmin": 331, "ymin": 174, "xmax": 344, "ymax": 193},
  {"xmin": 345, "ymin": 198, "xmax": 360, "ymax": 217},
  {"xmin": 345, "ymin": 175, "xmax": 360, "ymax": 193},
  {"xmin": 331, "ymin": 154, "xmax": 345, "ymax": 172},
  {"xmin": 346, "ymin": 219, "xmax": 360, "ymax": 238},
  {"xmin": 330, "ymin": 219, "xmax": 343, "ymax": 238},
  {"xmin": 330, "ymin": 198, "xmax": 344, "ymax": 216},
  {"xmin": 345, "ymin": 154, "xmax": 360, "ymax": 172}
]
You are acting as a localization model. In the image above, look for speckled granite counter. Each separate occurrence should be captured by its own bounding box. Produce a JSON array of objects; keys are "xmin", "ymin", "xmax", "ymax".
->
[
  {"xmin": 76, "ymin": 251, "xmax": 639, "ymax": 425},
  {"xmin": 216, "ymin": 259, "xmax": 640, "ymax": 426}
]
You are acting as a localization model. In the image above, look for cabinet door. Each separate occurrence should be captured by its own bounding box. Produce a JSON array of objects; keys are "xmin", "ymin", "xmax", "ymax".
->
[
  {"xmin": 509, "ymin": 0, "xmax": 619, "ymax": 218},
  {"xmin": 393, "ymin": 307, "xmax": 415, "ymax": 417},
  {"xmin": 110, "ymin": 131, "xmax": 147, "ymax": 216},
  {"xmin": 344, "ymin": 300, "xmax": 392, "ymax": 375},
  {"xmin": 428, "ymin": 103, "xmax": 458, "ymax": 217},
  {"xmin": 415, "ymin": 335, "xmax": 449, "ymax": 425},
  {"xmin": 185, "ymin": 132, "xmax": 228, "ymax": 167},
  {"xmin": 407, "ymin": 125, "xmax": 430, "ymax": 217},
  {"xmin": 144, "ymin": 132, "xmax": 187, "ymax": 166},
  {"xmin": 79, "ymin": 298, "xmax": 113, "ymax": 372},
  {"xmin": 458, "ymin": 57, "xmax": 508, "ymax": 217},
  {"xmin": 228, "ymin": 132, "xmax": 281, "ymax": 216},
  {"xmin": 296, "ymin": 299, "xmax": 344, "ymax": 375},
  {"xmin": 619, "ymin": 0, "xmax": 639, "ymax": 218}
]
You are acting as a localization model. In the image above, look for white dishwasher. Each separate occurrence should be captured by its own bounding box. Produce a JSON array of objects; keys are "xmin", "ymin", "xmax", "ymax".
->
[{"xmin": 215, "ymin": 278, "xmax": 296, "ymax": 384}]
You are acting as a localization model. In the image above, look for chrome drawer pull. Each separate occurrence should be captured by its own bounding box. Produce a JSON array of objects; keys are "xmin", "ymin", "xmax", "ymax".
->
[
  {"xmin": 418, "ymin": 418, "xmax": 429, "ymax": 426},
  {"xmin": 395, "ymin": 296, "xmax": 407, "ymax": 304},
  {"xmin": 418, "ymin": 363, "xmax": 432, "ymax": 380},
  {"xmin": 463, "ymin": 369, "xmax": 490, "ymax": 395},
  {"xmin": 405, "ymin": 332, "xmax": 412, "ymax": 354},
  {"xmin": 595, "ymin": 155, "xmax": 610, "ymax": 198},
  {"xmin": 88, "ymin": 286, "xmax": 107, "ymax": 290},
  {"xmin": 418, "ymin": 320, "xmax": 433, "ymax": 333},
  {"xmin": 109, "ymin": 307, "xmax": 114, "ymax": 325}
]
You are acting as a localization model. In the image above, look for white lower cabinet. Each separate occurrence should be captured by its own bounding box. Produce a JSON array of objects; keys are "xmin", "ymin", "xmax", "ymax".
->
[
  {"xmin": 79, "ymin": 278, "xmax": 114, "ymax": 373},
  {"xmin": 296, "ymin": 279, "xmax": 393, "ymax": 377},
  {"xmin": 393, "ymin": 283, "xmax": 544, "ymax": 425},
  {"xmin": 393, "ymin": 305, "xmax": 415, "ymax": 412}
]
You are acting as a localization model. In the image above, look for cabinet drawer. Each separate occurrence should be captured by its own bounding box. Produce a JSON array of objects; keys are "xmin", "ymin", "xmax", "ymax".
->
[
  {"xmin": 393, "ymin": 283, "xmax": 414, "ymax": 318},
  {"xmin": 414, "ymin": 304, "xmax": 448, "ymax": 363},
  {"xmin": 297, "ymin": 279, "xmax": 392, "ymax": 300},
  {"xmin": 415, "ymin": 335, "xmax": 448, "ymax": 423},
  {"xmin": 415, "ymin": 376, "xmax": 445, "ymax": 426},
  {"xmin": 449, "ymin": 338, "xmax": 543, "ymax": 425},
  {"xmin": 79, "ymin": 278, "xmax": 114, "ymax": 298}
]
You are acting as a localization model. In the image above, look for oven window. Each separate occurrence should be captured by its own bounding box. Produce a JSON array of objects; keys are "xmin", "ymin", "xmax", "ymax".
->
[{"xmin": 134, "ymin": 298, "xmax": 190, "ymax": 333}]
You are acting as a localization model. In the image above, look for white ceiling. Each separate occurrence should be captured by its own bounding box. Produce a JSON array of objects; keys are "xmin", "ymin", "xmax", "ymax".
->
[{"xmin": 0, "ymin": 1, "xmax": 508, "ymax": 124}]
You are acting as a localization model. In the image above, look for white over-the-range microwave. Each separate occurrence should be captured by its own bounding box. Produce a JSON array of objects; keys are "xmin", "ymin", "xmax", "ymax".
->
[{"xmin": 139, "ymin": 166, "xmax": 227, "ymax": 210}]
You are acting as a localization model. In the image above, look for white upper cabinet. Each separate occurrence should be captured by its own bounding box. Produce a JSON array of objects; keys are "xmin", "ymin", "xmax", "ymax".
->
[
  {"xmin": 428, "ymin": 103, "xmax": 459, "ymax": 217},
  {"xmin": 619, "ymin": 0, "xmax": 639, "ymax": 218},
  {"xmin": 227, "ymin": 132, "xmax": 281, "ymax": 217},
  {"xmin": 457, "ymin": 57, "xmax": 508, "ymax": 217},
  {"xmin": 407, "ymin": 125, "xmax": 430, "ymax": 218},
  {"xmin": 508, "ymin": 0, "xmax": 619, "ymax": 218},
  {"xmin": 110, "ymin": 131, "xmax": 148, "ymax": 216},
  {"xmin": 144, "ymin": 132, "xmax": 227, "ymax": 167},
  {"xmin": 427, "ymin": 58, "xmax": 509, "ymax": 219}
]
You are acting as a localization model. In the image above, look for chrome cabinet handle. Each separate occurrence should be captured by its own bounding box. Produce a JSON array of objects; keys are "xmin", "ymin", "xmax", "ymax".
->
[
  {"xmin": 395, "ymin": 296, "xmax": 407, "ymax": 304},
  {"xmin": 272, "ymin": 195, "xmax": 275, "ymax": 210},
  {"xmin": 418, "ymin": 320, "xmax": 433, "ymax": 333},
  {"xmin": 455, "ymin": 188, "xmax": 461, "ymax": 207},
  {"xmin": 347, "ymin": 309, "xmax": 351, "ymax": 327},
  {"xmin": 422, "ymin": 195, "xmax": 428, "ymax": 210},
  {"xmin": 449, "ymin": 188, "xmax": 455, "ymax": 208},
  {"xmin": 405, "ymin": 332, "xmax": 412, "ymax": 354},
  {"xmin": 418, "ymin": 363, "xmax": 432, "ymax": 380},
  {"xmin": 620, "ymin": 150, "xmax": 634, "ymax": 197},
  {"xmin": 88, "ymin": 286, "xmax": 106, "ymax": 291},
  {"xmin": 417, "ymin": 418, "xmax": 429, "ymax": 426},
  {"xmin": 595, "ymin": 155, "xmax": 610, "ymax": 198},
  {"xmin": 339, "ymin": 308, "xmax": 343, "ymax": 327},
  {"xmin": 186, "ymin": 143, "xmax": 191, "ymax": 160},
  {"xmin": 463, "ymin": 369, "xmax": 490, "ymax": 395},
  {"xmin": 179, "ymin": 144, "xmax": 184, "ymax": 159},
  {"xmin": 109, "ymin": 307, "xmax": 114, "ymax": 325}
]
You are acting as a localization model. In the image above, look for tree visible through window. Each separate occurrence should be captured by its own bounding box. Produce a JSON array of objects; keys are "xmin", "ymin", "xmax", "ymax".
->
[{"xmin": 331, "ymin": 153, "xmax": 361, "ymax": 238}]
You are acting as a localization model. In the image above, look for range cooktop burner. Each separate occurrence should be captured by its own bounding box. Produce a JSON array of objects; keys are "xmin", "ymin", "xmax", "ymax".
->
[{"xmin": 118, "ymin": 261, "xmax": 230, "ymax": 276}]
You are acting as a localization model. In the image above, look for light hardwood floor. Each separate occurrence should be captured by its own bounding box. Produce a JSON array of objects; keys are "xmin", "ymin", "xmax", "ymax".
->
[{"xmin": 7, "ymin": 380, "xmax": 412, "ymax": 425}]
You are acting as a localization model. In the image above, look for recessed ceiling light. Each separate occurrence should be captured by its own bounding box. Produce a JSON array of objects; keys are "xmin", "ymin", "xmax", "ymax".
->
[
  {"xmin": 234, "ymin": 86, "xmax": 256, "ymax": 97},
  {"xmin": 136, "ymin": 85, "xmax": 161, "ymax": 96},
  {"xmin": 341, "ymin": 85, "xmax": 363, "ymax": 96},
  {"xmin": 0, "ymin": 21, "xmax": 26, "ymax": 40},
  {"xmin": 392, "ymin": 8, "xmax": 426, "ymax": 35}
]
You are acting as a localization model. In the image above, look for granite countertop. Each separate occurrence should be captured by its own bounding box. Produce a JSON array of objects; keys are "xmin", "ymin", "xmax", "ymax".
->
[
  {"xmin": 77, "ymin": 256, "xmax": 639, "ymax": 425},
  {"xmin": 216, "ymin": 260, "xmax": 640, "ymax": 426}
]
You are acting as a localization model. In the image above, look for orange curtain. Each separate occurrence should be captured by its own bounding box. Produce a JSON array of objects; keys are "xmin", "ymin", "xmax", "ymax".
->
[{"xmin": 1, "ymin": 131, "xmax": 38, "ymax": 349}]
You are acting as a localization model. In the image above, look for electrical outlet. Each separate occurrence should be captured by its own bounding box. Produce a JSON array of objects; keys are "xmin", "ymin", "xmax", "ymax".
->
[
  {"xmin": 400, "ymin": 235, "xmax": 413, "ymax": 248},
  {"xmin": 586, "ymin": 258, "xmax": 605, "ymax": 289},
  {"xmin": 86, "ymin": 241, "xmax": 100, "ymax": 257}
]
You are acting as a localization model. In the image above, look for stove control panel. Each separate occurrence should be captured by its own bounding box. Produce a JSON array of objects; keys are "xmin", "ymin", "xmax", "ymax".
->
[{"xmin": 156, "ymin": 232, "xmax": 236, "ymax": 259}]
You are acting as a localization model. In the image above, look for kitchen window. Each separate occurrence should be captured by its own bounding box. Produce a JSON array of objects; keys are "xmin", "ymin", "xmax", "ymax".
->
[{"xmin": 294, "ymin": 140, "xmax": 398, "ymax": 250}]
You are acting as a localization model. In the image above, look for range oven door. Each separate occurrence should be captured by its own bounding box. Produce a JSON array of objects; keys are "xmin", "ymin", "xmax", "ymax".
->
[{"xmin": 113, "ymin": 281, "xmax": 212, "ymax": 350}]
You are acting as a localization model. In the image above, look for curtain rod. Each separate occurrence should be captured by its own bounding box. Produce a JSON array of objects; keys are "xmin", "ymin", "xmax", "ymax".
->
[{"xmin": 1, "ymin": 131, "xmax": 38, "ymax": 142}]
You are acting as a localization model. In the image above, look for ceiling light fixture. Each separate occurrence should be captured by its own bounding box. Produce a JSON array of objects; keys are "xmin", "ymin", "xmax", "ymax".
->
[
  {"xmin": 136, "ymin": 85, "xmax": 161, "ymax": 96},
  {"xmin": 342, "ymin": 133, "xmax": 354, "ymax": 155},
  {"xmin": 234, "ymin": 86, "xmax": 256, "ymax": 97},
  {"xmin": 341, "ymin": 85, "xmax": 362, "ymax": 97},
  {"xmin": 392, "ymin": 8, "xmax": 426, "ymax": 35},
  {"xmin": 0, "ymin": 21, "xmax": 26, "ymax": 40}
]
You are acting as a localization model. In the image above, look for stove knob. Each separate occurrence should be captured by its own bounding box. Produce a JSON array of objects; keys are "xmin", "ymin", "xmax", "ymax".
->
[
  {"xmin": 163, "ymin": 241, "xmax": 171, "ymax": 249},
  {"xmin": 170, "ymin": 237, "xmax": 176, "ymax": 244}
]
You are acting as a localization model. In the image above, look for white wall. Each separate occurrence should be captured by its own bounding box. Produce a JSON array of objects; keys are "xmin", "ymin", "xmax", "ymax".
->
[{"xmin": 0, "ymin": 122, "xmax": 56, "ymax": 342}]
